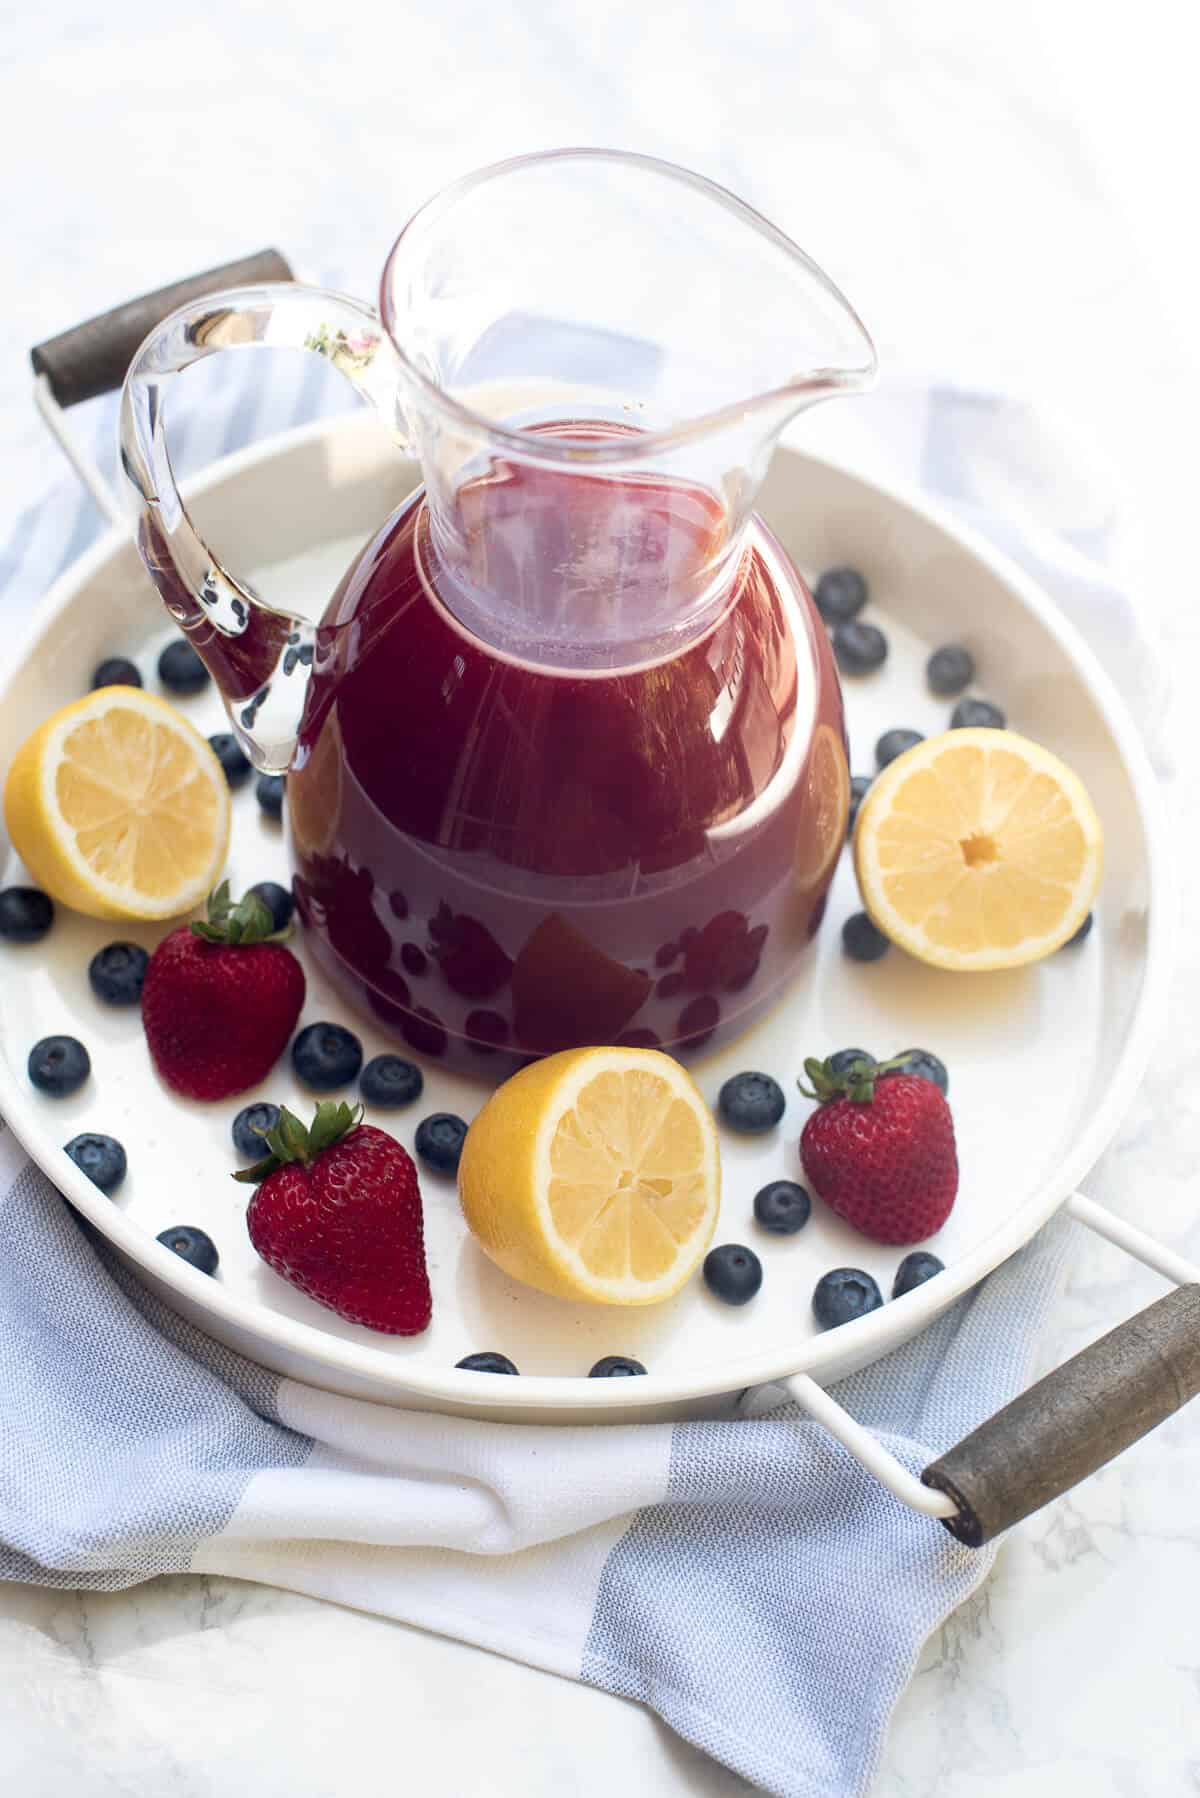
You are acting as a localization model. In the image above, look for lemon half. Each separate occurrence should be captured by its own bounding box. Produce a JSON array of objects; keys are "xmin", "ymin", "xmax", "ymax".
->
[
  {"xmin": 4, "ymin": 687, "xmax": 231, "ymax": 920},
  {"xmin": 853, "ymin": 727, "xmax": 1102, "ymax": 971},
  {"xmin": 458, "ymin": 1046, "xmax": 721, "ymax": 1305}
]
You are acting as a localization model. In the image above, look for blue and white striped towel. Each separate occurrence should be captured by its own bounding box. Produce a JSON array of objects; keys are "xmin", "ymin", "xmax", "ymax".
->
[{"xmin": 0, "ymin": 355, "xmax": 1163, "ymax": 1797}]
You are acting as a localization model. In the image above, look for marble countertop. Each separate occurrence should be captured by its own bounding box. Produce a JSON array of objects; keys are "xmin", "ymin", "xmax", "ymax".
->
[{"xmin": 3, "ymin": 1, "xmax": 1198, "ymax": 1792}]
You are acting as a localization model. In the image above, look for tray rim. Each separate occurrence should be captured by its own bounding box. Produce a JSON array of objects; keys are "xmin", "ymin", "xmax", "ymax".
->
[{"xmin": 0, "ymin": 414, "xmax": 1173, "ymax": 1414}]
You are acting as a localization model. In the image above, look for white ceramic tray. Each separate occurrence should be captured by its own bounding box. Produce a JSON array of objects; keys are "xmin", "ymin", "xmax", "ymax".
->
[{"xmin": 0, "ymin": 410, "xmax": 1170, "ymax": 1429}]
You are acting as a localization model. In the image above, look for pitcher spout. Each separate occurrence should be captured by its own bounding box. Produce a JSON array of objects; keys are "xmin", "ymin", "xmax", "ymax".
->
[
  {"xmin": 378, "ymin": 149, "xmax": 877, "ymax": 665},
  {"xmin": 120, "ymin": 152, "xmax": 879, "ymax": 725}
]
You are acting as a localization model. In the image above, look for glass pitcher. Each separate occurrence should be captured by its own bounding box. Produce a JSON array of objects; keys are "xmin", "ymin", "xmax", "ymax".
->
[{"xmin": 120, "ymin": 150, "xmax": 877, "ymax": 1069}]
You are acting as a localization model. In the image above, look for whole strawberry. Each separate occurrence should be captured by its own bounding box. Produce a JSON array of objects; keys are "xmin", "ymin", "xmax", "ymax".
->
[
  {"xmin": 142, "ymin": 882, "xmax": 305, "ymax": 1101},
  {"xmin": 798, "ymin": 1053, "xmax": 958, "ymax": 1245},
  {"xmin": 236, "ymin": 1101, "xmax": 431, "ymax": 1334}
]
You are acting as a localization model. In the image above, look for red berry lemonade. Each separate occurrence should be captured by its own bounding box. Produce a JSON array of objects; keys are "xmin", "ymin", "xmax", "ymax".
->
[{"xmin": 289, "ymin": 434, "xmax": 848, "ymax": 1069}]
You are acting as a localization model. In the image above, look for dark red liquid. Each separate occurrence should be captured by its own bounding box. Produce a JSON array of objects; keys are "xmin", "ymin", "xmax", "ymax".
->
[{"xmin": 289, "ymin": 450, "xmax": 848, "ymax": 1071}]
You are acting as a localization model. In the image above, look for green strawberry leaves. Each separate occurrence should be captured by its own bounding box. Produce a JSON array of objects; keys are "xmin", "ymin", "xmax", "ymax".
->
[
  {"xmin": 192, "ymin": 880, "xmax": 290, "ymax": 947},
  {"xmin": 797, "ymin": 1053, "xmax": 910, "ymax": 1106},
  {"xmin": 233, "ymin": 1100, "xmax": 363, "ymax": 1183}
]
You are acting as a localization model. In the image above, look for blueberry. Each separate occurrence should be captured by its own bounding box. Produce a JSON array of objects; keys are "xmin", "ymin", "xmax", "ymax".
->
[
  {"xmin": 927, "ymin": 644, "xmax": 975, "ymax": 696},
  {"xmin": 842, "ymin": 912, "xmax": 890, "ymax": 962},
  {"xmin": 360, "ymin": 1054, "xmax": 424, "ymax": 1108},
  {"xmin": 256, "ymin": 773, "xmax": 285, "ymax": 821},
  {"xmin": 456, "ymin": 1352, "xmax": 519, "ymax": 1375},
  {"xmin": 875, "ymin": 727, "xmax": 923, "ymax": 769},
  {"xmin": 90, "ymin": 656, "xmax": 142, "ymax": 690},
  {"xmin": 813, "ymin": 1267, "xmax": 884, "ymax": 1329},
  {"xmin": 157, "ymin": 1225, "xmax": 219, "ymax": 1276},
  {"xmin": 88, "ymin": 942, "xmax": 149, "ymax": 1006},
  {"xmin": 589, "ymin": 1355, "xmax": 648, "ymax": 1377},
  {"xmin": 208, "ymin": 733, "xmax": 252, "ymax": 789},
  {"xmin": 64, "ymin": 1132, "xmax": 126, "ymax": 1194},
  {"xmin": 847, "ymin": 774, "xmax": 872, "ymax": 836},
  {"xmin": 678, "ymin": 995, "xmax": 720, "ymax": 1046},
  {"xmin": 832, "ymin": 620, "xmax": 888, "ymax": 675},
  {"xmin": 1063, "ymin": 911, "xmax": 1094, "ymax": 948},
  {"xmin": 950, "ymin": 696, "xmax": 1006, "ymax": 730},
  {"xmin": 28, "ymin": 1035, "xmax": 90, "ymax": 1096},
  {"xmin": 466, "ymin": 1008, "xmax": 508, "ymax": 1050},
  {"xmin": 0, "ymin": 887, "xmax": 54, "ymax": 943},
  {"xmin": 753, "ymin": 1180, "xmax": 811, "ymax": 1235},
  {"xmin": 415, "ymin": 1112, "xmax": 469, "ymax": 1174},
  {"xmin": 814, "ymin": 566, "xmax": 868, "ymax": 623},
  {"xmin": 248, "ymin": 880, "xmax": 294, "ymax": 932},
  {"xmin": 883, "ymin": 1048, "xmax": 949, "ymax": 1095},
  {"xmin": 157, "ymin": 638, "xmax": 210, "ymax": 694},
  {"xmin": 703, "ymin": 1243, "xmax": 763, "ymax": 1306},
  {"xmin": 232, "ymin": 1101, "xmax": 281, "ymax": 1160},
  {"xmin": 892, "ymin": 1251, "xmax": 945, "ymax": 1298},
  {"xmin": 717, "ymin": 1071, "xmax": 786, "ymax": 1134},
  {"xmin": 291, "ymin": 1022, "xmax": 363, "ymax": 1090},
  {"xmin": 827, "ymin": 1047, "xmax": 876, "ymax": 1078}
]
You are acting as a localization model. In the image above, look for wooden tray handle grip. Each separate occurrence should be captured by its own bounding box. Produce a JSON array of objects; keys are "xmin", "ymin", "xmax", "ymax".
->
[
  {"xmin": 923, "ymin": 1282, "xmax": 1200, "ymax": 1546},
  {"xmin": 30, "ymin": 250, "xmax": 295, "ymax": 407}
]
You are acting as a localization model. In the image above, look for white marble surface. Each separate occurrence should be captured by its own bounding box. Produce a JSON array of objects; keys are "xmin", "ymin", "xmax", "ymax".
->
[{"xmin": 3, "ymin": 1, "xmax": 1200, "ymax": 1792}]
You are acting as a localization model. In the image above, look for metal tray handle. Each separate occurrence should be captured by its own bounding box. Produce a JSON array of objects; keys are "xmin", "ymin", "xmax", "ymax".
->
[
  {"xmin": 766, "ymin": 1192, "xmax": 1200, "ymax": 1546},
  {"xmin": 30, "ymin": 249, "xmax": 294, "ymax": 407},
  {"xmin": 923, "ymin": 1278, "xmax": 1200, "ymax": 1545}
]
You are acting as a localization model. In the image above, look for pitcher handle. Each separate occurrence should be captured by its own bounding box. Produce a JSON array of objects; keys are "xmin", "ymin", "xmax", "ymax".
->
[
  {"xmin": 32, "ymin": 250, "xmax": 294, "ymax": 407},
  {"xmin": 118, "ymin": 283, "xmax": 402, "ymax": 771}
]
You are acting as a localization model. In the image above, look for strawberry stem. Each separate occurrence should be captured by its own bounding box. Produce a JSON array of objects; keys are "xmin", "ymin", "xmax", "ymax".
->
[
  {"xmin": 797, "ymin": 1052, "xmax": 910, "ymax": 1106},
  {"xmin": 233, "ymin": 1100, "xmax": 363, "ymax": 1183},
  {"xmin": 191, "ymin": 880, "xmax": 291, "ymax": 947}
]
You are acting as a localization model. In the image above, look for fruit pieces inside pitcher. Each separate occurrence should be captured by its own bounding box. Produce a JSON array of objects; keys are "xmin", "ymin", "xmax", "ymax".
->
[{"xmin": 289, "ymin": 434, "xmax": 849, "ymax": 1068}]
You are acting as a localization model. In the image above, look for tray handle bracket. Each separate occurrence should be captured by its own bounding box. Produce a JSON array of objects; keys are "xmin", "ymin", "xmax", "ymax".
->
[{"xmin": 762, "ymin": 1192, "xmax": 1200, "ymax": 1547}]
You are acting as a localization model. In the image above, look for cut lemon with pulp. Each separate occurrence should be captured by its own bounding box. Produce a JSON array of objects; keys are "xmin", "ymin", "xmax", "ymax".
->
[
  {"xmin": 458, "ymin": 1047, "xmax": 721, "ymax": 1305},
  {"xmin": 4, "ymin": 688, "xmax": 231, "ymax": 920},
  {"xmin": 854, "ymin": 727, "xmax": 1102, "ymax": 971}
]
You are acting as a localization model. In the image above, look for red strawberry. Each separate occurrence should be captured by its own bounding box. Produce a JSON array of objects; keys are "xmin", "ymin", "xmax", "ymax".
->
[
  {"xmin": 236, "ymin": 1102, "xmax": 431, "ymax": 1334},
  {"xmin": 798, "ymin": 1054, "xmax": 958, "ymax": 1245},
  {"xmin": 142, "ymin": 882, "xmax": 305, "ymax": 1101}
]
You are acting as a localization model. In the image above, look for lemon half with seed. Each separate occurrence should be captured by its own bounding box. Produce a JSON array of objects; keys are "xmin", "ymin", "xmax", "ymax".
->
[
  {"xmin": 458, "ymin": 1046, "xmax": 721, "ymax": 1305},
  {"xmin": 4, "ymin": 688, "xmax": 231, "ymax": 920},
  {"xmin": 854, "ymin": 727, "xmax": 1102, "ymax": 971}
]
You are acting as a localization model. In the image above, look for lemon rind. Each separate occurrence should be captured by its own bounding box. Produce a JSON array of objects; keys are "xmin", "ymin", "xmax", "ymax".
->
[
  {"xmin": 34, "ymin": 690, "xmax": 229, "ymax": 920},
  {"xmin": 853, "ymin": 727, "xmax": 1104, "ymax": 972}
]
